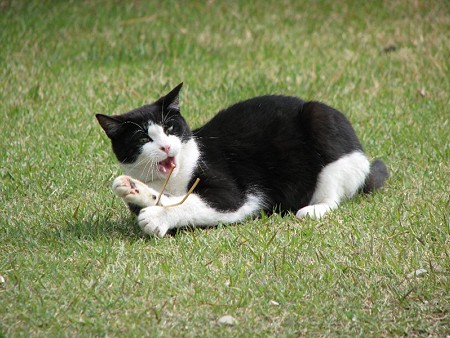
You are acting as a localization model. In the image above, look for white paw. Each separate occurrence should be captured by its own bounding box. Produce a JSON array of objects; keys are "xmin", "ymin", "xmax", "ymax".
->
[
  {"xmin": 137, "ymin": 206, "xmax": 170, "ymax": 237},
  {"xmin": 112, "ymin": 175, "xmax": 138, "ymax": 198},
  {"xmin": 296, "ymin": 204, "xmax": 331, "ymax": 219},
  {"xmin": 112, "ymin": 175, "xmax": 158, "ymax": 207}
]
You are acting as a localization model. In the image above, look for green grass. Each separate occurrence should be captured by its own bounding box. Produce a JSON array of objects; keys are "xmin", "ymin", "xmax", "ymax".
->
[{"xmin": 1, "ymin": 0, "xmax": 449, "ymax": 336}]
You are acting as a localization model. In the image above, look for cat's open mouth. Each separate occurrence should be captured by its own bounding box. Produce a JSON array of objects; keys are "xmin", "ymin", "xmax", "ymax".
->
[{"xmin": 158, "ymin": 157, "xmax": 176, "ymax": 174}]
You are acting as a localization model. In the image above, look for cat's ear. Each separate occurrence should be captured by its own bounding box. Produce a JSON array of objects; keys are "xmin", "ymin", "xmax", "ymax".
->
[
  {"xmin": 160, "ymin": 82, "xmax": 183, "ymax": 112},
  {"xmin": 96, "ymin": 114, "xmax": 122, "ymax": 139}
]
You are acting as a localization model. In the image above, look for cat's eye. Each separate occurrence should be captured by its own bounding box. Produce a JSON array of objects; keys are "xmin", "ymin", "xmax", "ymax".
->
[
  {"xmin": 165, "ymin": 125, "xmax": 174, "ymax": 134},
  {"xmin": 139, "ymin": 136, "xmax": 152, "ymax": 144}
]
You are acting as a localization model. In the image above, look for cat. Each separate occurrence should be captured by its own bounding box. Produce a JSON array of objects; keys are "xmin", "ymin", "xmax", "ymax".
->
[{"xmin": 96, "ymin": 83, "xmax": 389, "ymax": 237}]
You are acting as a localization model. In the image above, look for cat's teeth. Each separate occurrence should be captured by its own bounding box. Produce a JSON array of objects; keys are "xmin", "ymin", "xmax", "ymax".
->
[{"xmin": 158, "ymin": 157, "xmax": 176, "ymax": 174}]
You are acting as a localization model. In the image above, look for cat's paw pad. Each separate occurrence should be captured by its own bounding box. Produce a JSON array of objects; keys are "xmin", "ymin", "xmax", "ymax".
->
[
  {"xmin": 113, "ymin": 175, "xmax": 139, "ymax": 198},
  {"xmin": 296, "ymin": 204, "xmax": 330, "ymax": 219},
  {"xmin": 112, "ymin": 176, "xmax": 158, "ymax": 207},
  {"xmin": 138, "ymin": 206, "xmax": 170, "ymax": 237}
]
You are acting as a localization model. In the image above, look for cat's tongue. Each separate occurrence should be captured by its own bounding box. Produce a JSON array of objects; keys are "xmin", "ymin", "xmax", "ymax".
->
[{"xmin": 158, "ymin": 157, "xmax": 176, "ymax": 173}]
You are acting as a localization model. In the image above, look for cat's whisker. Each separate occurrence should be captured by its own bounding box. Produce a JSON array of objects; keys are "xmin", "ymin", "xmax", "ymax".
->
[
  {"xmin": 148, "ymin": 162, "xmax": 157, "ymax": 182},
  {"xmin": 142, "ymin": 158, "xmax": 156, "ymax": 183},
  {"xmin": 130, "ymin": 129, "xmax": 146, "ymax": 140},
  {"xmin": 123, "ymin": 156, "xmax": 157, "ymax": 182},
  {"xmin": 191, "ymin": 132, "xmax": 219, "ymax": 140},
  {"xmin": 161, "ymin": 105, "xmax": 168, "ymax": 126},
  {"xmin": 124, "ymin": 156, "xmax": 146, "ymax": 171},
  {"xmin": 164, "ymin": 116, "xmax": 177, "ymax": 124},
  {"xmin": 198, "ymin": 159, "xmax": 208, "ymax": 176},
  {"xmin": 120, "ymin": 121, "xmax": 146, "ymax": 133}
]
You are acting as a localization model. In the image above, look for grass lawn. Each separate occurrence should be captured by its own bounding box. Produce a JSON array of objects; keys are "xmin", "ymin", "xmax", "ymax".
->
[{"xmin": 1, "ymin": 0, "xmax": 449, "ymax": 336}]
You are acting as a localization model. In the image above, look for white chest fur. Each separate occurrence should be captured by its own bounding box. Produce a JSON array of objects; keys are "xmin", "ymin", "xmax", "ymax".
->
[{"xmin": 122, "ymin": 138, "xmax": 200, "ymax": 195}]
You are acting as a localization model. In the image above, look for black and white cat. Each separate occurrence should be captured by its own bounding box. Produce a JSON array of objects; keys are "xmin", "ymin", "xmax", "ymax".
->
[{"xmin": 96, "ymin": 83, "xmax": 388, "ymax": 237}]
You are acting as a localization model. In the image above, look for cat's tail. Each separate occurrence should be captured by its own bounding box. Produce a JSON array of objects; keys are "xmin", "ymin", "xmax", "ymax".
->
[{"xmin": 363, "ymin": 159, "xmax": 389, "ymax": 193}]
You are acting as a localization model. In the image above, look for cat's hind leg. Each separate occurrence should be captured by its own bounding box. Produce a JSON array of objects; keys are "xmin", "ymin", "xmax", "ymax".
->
[
  {"xmin": 113, "ymin": 175, "xmax": 159, "ymax": 214},
  {"xmin": 296, "ymin": 151, "xmax": 370, "ymax": 219}
]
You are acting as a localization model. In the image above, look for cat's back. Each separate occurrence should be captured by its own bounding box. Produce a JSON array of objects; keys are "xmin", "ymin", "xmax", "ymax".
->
[
  {"xmin": 194, "ymin": 95, "xmax": 305, "ymax": 137},
  {"xmin": 189, "ymin": 93, "xmax": 370, "ymax": 213}
]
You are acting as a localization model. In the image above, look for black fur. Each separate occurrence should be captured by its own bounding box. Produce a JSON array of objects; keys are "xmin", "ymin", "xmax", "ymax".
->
[
  {"xmin": 127, "ymin": 203, "xmax": 142, "ymax": 215},
  {"xmin": 191, "ymin": 96, "xmax": 366, "ymax": 213},
  {"xmin": 97, "ymin": 84, "xmax": 388, "ymax": 215}
]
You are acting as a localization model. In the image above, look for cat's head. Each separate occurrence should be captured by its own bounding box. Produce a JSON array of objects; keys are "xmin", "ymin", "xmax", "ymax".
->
[{"xmin": 96, "ymin": 83, "xmax": 192, "ymax": 180}]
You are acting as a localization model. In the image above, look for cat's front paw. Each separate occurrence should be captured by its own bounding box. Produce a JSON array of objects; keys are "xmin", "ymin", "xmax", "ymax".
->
[
  {"xmin": 113, "ymin": 175, "xmax": 139, "ymax": 198},
  {"xmin": 112, "ymin": 175, "xmax": 158, "ymax": 207},
  {"xmin": 138, "ymin": 206, "xmax": 170, "ymax": 237}
]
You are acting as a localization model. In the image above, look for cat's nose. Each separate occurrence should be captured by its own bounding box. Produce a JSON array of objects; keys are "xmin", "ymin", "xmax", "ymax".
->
[{"xmin": 160, "ymin": 145, "xmax": 171, "ymax": 154}]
